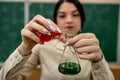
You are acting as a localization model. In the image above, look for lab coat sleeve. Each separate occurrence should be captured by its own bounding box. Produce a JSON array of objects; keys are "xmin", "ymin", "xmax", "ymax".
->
[
  {"xmin": 16, "ymin": 45, "xmax": 40, "ymax": 80},
  {"xmin": 0, "ymin": 49, "xmax": 29, "ymax": 80},
  {"xmin": 91, "ymin": 57, "xmax": 115, "ymax": 80}
]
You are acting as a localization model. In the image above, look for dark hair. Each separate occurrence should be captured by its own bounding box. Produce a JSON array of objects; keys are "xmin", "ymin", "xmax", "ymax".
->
[{"xmin": 53, "ymin": 0, "xmax": 86, "ymax": 27}]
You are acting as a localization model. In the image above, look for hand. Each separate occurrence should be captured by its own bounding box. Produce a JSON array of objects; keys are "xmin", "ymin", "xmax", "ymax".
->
[
  {"xmin": 19, "ymin": 15, "xmax": 61, "ymax": 55},
  {"xmin": 66, "ymin": 33, "xmax": 103, "ymax": 63}
]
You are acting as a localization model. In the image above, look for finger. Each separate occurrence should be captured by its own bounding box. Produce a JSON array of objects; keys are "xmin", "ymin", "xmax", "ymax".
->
[
  {"xmin": 78, "ymin": 53, "xmax": 96, "ymax": 61},
  {"xmin": 46, "ymin": 19, "xmax": 61, "ymax": 33},
  {"xmin": 32, "ymin": 15, "xmax": 55, "ymax": 32},
  {"xmin": 25, "ymin": 21, "xmax": 51, "ymax": 35},
  {"xmin": 75, "ymin": 45, "xmax": 99, "ymax": 53},
  {"xmin": 21, "ymin": 28, "xmax": 40, "ymax": 43},
  {"xmin": 73, "ymin": 38, "xmax": 99, "ymax": 48},
  {"xmin": 67, "ymin": 33, "xmax": 96, "ymax": 46}
]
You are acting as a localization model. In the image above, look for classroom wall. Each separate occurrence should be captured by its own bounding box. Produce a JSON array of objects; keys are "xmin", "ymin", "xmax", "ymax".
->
[
  {"xmin": 0, "ymin": 1, "xmax": 120, "ymax": 80},
  {"xmin": 1, "ymin": 0, "xmax": 120, "ymax": 3},
  {"xmin": 44, "ymin": 0, "xmax": 120, "ymax": 4},
  {"xmin": 0, "ymin": 0, "xmax": 120, "ymax": 64},
  {"xmin": 29, "ymin": 0, "xmax": 120, "ymax": 3}
]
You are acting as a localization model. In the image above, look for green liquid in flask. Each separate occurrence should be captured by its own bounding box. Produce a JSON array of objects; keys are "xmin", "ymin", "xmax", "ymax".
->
[{"xmin": 58, "ymin": 62, "xmax": 81, "ymax": 76}]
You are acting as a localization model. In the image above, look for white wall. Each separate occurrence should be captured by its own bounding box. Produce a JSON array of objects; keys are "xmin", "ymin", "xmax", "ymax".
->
[
  {"xmin": 1, "ymin": 0, "xmax": 120, "ymax": 3},
  {"xmin": 117, "ymin": 5, "xmax": 120, "ymax": 64}
]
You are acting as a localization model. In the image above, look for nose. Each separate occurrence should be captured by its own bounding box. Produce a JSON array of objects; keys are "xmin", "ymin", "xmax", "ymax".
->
[{"xmin": 66, "ymin": 15, "xmax": 73, "ymax": 23}]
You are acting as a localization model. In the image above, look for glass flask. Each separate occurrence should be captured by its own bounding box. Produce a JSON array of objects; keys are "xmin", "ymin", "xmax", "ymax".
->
[
  {"xmin": 37, "ymin": 31, "xmax": 61, "ymax": 44},
  {"xmin": 58, "ymin": 34, "xmax": 81, "ymax": 76}
]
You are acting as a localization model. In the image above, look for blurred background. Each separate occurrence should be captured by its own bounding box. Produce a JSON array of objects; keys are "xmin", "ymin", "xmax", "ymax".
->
[{"xmin": 0, "ymin": 0, "xmax": 120, "ymax": 79}]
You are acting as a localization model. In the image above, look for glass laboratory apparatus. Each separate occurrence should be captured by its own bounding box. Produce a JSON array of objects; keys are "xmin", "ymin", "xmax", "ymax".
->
[
  {"xmin": 37, "ymin": 29, "xmax": 81, "ymax": 76},
  {"xmin": 58, "ymin": 34, "xmax": 81, "ymax": 76}
]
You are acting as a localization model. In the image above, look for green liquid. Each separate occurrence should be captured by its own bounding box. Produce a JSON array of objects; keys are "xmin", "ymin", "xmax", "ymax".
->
[{"xmin": 58, "ymin": 62, "xmax": 81, "ymax": 76}]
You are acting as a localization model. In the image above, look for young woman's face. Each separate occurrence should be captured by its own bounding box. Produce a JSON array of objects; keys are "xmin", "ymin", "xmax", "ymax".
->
[{"xmin": 56, "ymin": 2, "xmax": 82, "ymax": 35}]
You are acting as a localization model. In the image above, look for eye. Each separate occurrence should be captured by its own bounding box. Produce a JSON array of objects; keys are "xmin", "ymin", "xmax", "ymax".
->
[
  {"xmin": 72, "ymin": 13, "xmax": 80, "ymax": 17},
  {"xmin": 58, "ymin": 15, "xmax": 66, "ymax": 18}
]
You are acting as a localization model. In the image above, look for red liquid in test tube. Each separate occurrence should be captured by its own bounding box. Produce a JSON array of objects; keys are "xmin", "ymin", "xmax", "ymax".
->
[{"xmin": 37, "ymin": 32, "xmax": 61, "ymax": 44}]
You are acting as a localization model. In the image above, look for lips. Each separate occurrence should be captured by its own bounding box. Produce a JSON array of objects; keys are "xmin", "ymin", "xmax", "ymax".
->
[
  {"xmin": 65, "ymin": 26, "xmax": 74, "ymax": 31},
  {"xmin": 61, "ymin": 26, "xmax": 74, "ymax": 33},
  {"xmin": 65, "ymin": 26, "xmax": 74, "ymax": 30}
]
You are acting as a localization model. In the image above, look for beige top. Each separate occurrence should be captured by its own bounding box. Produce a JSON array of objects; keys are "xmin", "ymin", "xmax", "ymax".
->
[{"xmin": 0, "ymin": 39, "xmax": 115, "ymax": 80}]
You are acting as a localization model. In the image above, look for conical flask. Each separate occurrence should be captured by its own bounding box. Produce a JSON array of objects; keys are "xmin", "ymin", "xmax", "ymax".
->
[{"xmin": 58, "ymin": 34, "xmax": 81, "ymax": 76}]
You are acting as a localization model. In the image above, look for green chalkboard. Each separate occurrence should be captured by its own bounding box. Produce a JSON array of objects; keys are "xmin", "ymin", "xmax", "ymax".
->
[
  {"xmin": 0, "ymin": 2, "xmax": 24, "ymax": 61},
  {"xmin": 29, "ymin": 3, "xmax": 55, "ymax": 20},
  {"xmin": 29, "ymin": 3, "xmax": 119, "ymax": 62},
  {"xmin": 0, "ymin": 2, "xmax": 119, "ymax": 62},
  {"xmin": 82, "ymin": 4, "xmax": 119, "ymax": 62}
]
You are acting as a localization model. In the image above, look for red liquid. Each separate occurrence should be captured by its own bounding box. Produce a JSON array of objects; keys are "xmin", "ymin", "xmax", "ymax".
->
[{"xmin": 37, "ymin": 32, "xmax": 61, "ymax": 44}]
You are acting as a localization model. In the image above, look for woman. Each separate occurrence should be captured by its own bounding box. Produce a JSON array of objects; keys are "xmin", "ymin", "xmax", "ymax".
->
[{"xmin": 0, "ymin": 0, "xmax": 114, "ymax": 80}]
